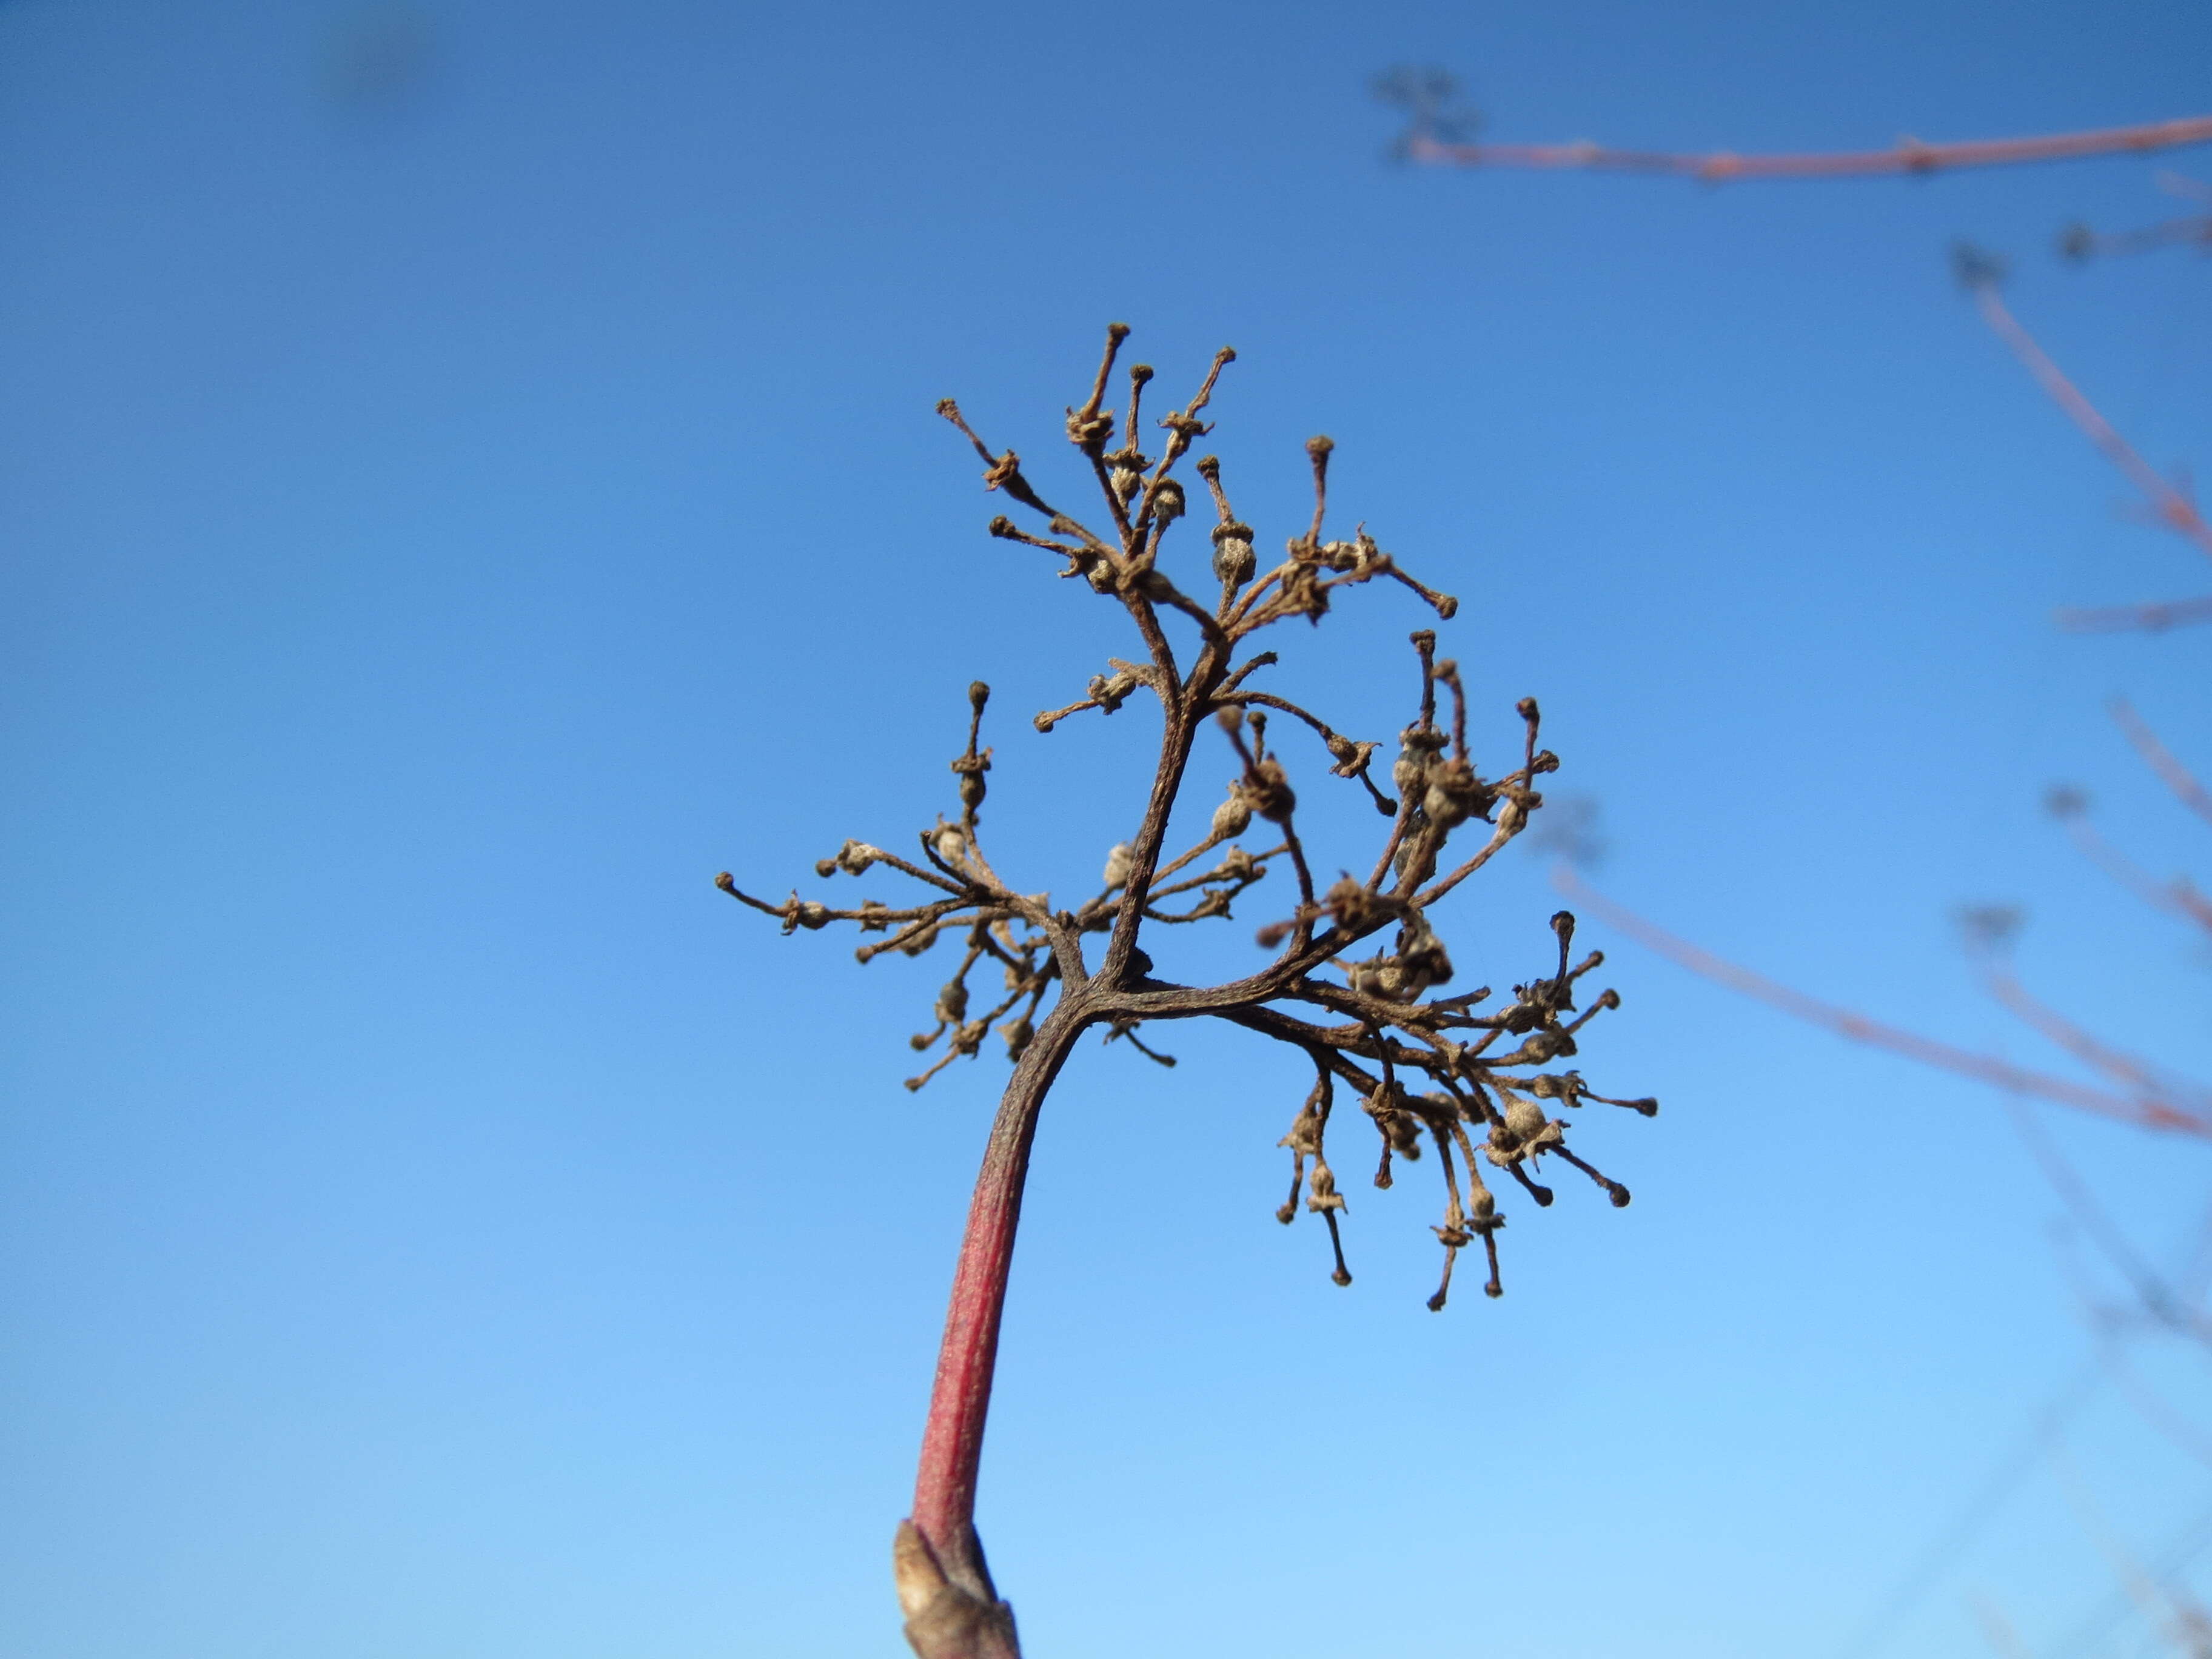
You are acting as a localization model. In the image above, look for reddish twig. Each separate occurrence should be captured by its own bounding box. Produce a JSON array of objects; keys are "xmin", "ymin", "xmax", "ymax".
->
[
  {"xmin": 1552, "ymin": 865, "xmax": 2212, "ymax": 1139},
  {"xmin": 2112, "ymin": 697, "xmax": 2212, "ymax": 830},
  {"xmin": 1965, "ymin": 279, "xmax": 2212, "ymax": 563},
  {"xmin": 1406, "ymin": 115, "xmax": 2212, "ymax": 181},
  {"xmin": 1949, "ymin": 273, "xmax": 2212, "ymax": 634},
  {"xmin": 1978, "ymin": 962, "xmax": 2212, "ymax": 1116},
  {"xmin": 2048, "ymin": 798, "xmax": 2212, "ymax": 936},
  {"xmin": 2057, "ymin": 594, "xmax": 2212, "ymax": 633}
]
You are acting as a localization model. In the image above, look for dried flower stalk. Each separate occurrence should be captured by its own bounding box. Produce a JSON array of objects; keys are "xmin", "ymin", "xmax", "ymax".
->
[{"xmin": 717, "ymin": 327, "xmax": 1652, "ymax": 1657}]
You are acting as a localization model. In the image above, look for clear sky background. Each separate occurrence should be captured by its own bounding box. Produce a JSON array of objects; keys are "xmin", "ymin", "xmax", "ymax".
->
[{"xmin": 4, "ymin": 3, "xmax": 2211, "ymax": 1657}]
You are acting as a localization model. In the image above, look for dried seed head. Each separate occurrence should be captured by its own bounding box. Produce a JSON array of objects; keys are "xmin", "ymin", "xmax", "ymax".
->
[{"xmin": 726, "ymin": 333, "xmax": 1657, "ymax": 1331}]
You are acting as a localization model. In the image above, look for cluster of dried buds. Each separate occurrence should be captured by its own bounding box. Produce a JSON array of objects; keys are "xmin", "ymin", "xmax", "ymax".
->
[{"xmin": 719, "ymin": 323, "xmax": 1655, "ymax": 1314}]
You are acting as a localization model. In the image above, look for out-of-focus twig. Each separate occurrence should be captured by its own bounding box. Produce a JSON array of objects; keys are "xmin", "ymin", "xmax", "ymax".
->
[
  {"xmin": 2113, "ymin": 697, "xmax": 2212, "ymax": 830},
  {"xmin": 2010, "ymin": 1102, "xmax": 2212, "ymax": 1344},
  {"xmin": 2045, "ymin": 788, "xmax": 2212, "ymax": 934},
  {"xmin": 1970, "ymin": 1596, "xmax": 2037, "ymax": 1659},
  {"xmin": 2059, "ymin": 594, "xmax": 2212, "ymax": 632},
  {"xmin": 1961, "ymin": 273, "xmax": 2212, "ymax": 563},
  {"xmin": 1406, "ymin": 114, "xmax": 2212, "ymax": 181},
  {"xmin": 1950, "ymin": 266, "xmax": 2212, "ymax": 632},
  {"xmin": 1980, "ymin": 962, "xmax": 2212, "ymax": 1114},
  {"xmin": 1553, "ymin": 865, "xmax": 2212, "ymax": 1138}
]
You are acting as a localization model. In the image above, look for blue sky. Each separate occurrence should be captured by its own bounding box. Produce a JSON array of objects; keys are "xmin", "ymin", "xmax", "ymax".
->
[{"xmin": 4, "ymin": 2, "xmax": 2211, "ymax": 1655}]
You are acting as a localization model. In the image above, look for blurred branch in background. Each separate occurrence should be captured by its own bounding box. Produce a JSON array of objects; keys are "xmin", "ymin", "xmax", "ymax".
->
[
  {"xmin": 2060, "ymin": 172, "xmax": 2212, "ymax": 263},
  {"xmin": 1948, "ymin": 248, "xmax": 2212, "ymax": 632},
  {"xmin": 1550, "ymin": 863, "xmax": 2212, "ymax": 1139},
  {"xmin": 1376, "ymin": 71, "xmax": 2212, "ymax": 181},
  {"xmin": 1396, "ymin": 64, "xmax": 2212, "ymax": 1658}
]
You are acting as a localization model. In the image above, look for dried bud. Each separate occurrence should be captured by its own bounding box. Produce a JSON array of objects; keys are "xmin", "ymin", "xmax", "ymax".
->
[
  {"xmin": 1398, "ymin": 916, "xmax": 1452, "ymax": 989},
  {"xmin": 1306, "ymin": 1157, "xmax": 1346, "ymax": 1213},
  {"xmin": 1087, "ymin": 669, "xmax": 1139, "ymax": 714},
  {"xmin": 935, "ymin": 979, "xmax": 970, "ymax": 1024},
  {"xmin": 827, "ymin": 839, "xmax": 880, "ymax": 876},
  {"xmin": 1210, "ymin": 521, "xmax": 1256, "ymax": 588},
  {"xmin": 933, "ymin": 826, "xmax": 967, "ymax": 864},
  {"xmin": 1322, "ymin": 875, "xmax": 1373, "ymax": 931},
  {"xmin": 1421, "ymin": 757, "xmax": 1495, "ymax": 833},
  {"xmin": 1393, "ymin": 725, "xmax": 1446, "ymax": 794},
  {"xmin": 1243, "ymin": 757, "xmax": 1296, "ymax": 823},
  {"xmin": 1102, "ymin": 843, "xmax": 1133, "ymax": 889},
  {"xmin": 1211, "ymin": 785, "xmax": 1252, "ymax": 840},
  {"xmin": 1503, "ymin": 1096, "xmax": 1547, "ymax": 1145},
  {"xmin": 1325, "ymin": 734, "xmax": 1378, "ymax": 778},
  {"xmin": 1149, "ymin": 478, "xmax": 1186, "ymax": 525},
  {"xmin": 792, "ymin": 900, "xmax": 831, "ymax": 931},
  {"xmin": 1000, "ymin": 1016, "xmax": 1034, "ymax": 1060}
]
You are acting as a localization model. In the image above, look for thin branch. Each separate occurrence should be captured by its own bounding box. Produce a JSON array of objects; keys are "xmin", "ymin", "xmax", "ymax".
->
[
  {"xmin": 2112, "ymin": 696, "xmax": 2212, "ymax": 829},
  {"xmin": 1963, "ymin": 276, "xmax": 2212, "ymax": 566},
  {"xmin": 2058, "ymin": 593, "xmax": 2212, "ymax": 634},
  {"xmin": 1407, "ymin": 114, "xmax": 2212, "ymax": 181},
  {"xmin": 1980, "ymin": 960, "xmax": 2212, "ymax": 1115},
  {"xmin": 1553, "ymin": 865, "xmax": 2212, "ymax": 1139}
]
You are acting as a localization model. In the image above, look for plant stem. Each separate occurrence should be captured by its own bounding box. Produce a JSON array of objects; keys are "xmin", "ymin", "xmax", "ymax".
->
[{"xmin": 898, "ymin": 999, "xmax": 1093, "ymax": 1657}]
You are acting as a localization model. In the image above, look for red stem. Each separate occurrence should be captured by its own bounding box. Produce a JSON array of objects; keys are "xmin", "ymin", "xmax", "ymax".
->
[{"xmin": 909, "ymin": 1002, "xmax": 1091, "ymax": 1600}]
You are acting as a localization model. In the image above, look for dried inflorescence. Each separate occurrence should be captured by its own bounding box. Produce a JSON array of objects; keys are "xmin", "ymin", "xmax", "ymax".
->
[{"xmin": 718, "ymin": 322, "xmax": 1655, "ymax": 1312}]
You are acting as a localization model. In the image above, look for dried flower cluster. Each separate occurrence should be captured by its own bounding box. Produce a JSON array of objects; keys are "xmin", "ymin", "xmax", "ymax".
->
[{"xmin": 716, "ymin": 326, "xmax": 1652, "ymax": 1659}]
